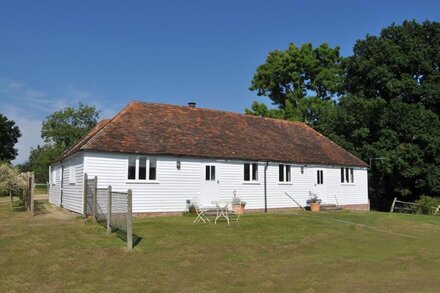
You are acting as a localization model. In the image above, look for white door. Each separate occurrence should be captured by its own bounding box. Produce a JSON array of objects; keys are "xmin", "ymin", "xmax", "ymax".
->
[{"xmin": 201, "ymin": 164, "xmax": 220, "ymax": 206}]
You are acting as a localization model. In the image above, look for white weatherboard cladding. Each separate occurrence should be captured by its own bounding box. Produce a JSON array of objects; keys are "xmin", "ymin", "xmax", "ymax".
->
[
  {"xmin": 48, "ymin": 163, "xmax": 61, "ymax": 206},
  {"xmin": 83, "ymin": 152, "xmax": 369, "ymax": 213},
  {"xmin": 61, "ymin": 153, "xmax": 84, "ymax": 213}
]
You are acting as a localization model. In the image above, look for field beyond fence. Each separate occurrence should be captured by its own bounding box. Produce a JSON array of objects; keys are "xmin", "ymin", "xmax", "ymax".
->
[{"xmin": 1, "ymin": 195, "xmax": 440, "ymax": 291}]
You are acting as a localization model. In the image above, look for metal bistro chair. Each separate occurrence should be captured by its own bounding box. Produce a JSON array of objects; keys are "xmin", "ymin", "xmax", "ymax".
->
[{"xmin": 192, "ymin": 198, "xmax": 211, "ymax": 223}]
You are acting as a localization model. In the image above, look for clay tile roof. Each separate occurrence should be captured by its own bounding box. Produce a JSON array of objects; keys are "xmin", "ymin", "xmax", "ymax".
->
[{"xmin": 61, "ymin": 101, "xmax": 368, "ymax": 167}]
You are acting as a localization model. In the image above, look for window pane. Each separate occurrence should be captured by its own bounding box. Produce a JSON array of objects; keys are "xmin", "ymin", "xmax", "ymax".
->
[
  {"xmin": 206, "ymin": 165, "xmax": 210, "ymax": 181},
  {"xmin": 149, "ymin": 158, "xmax": 157, "ymax": 180},
  {"xmin": 346, "ymin": 168, "xmax": 349, "ymax": 183},
  {"xmin": 286, "ymin": 165, "xmax": 291, "ymax": 182},
  {"xmin": 279, "ymin": 164, "xmax": 284, "ymax": 182},
  {"xmin": 139, "ymin": 157, "xmax": 147, "ymax": 180},
  {"xmin": 321, "ymin": 171, "xmax": 324, "ymax": 184},
  {"xmin": 317, "ymin": 170, "xmax": 320, "ymax": 184},
  {"xmin": 252, "ymin": 163, "xmax": 258, "ymax": 181},
  {"xmin": 211, "ymin": 166, "xmax": 215, "ymax": 181},
  {"xmin": 350, "ymin": 168, "xmax": 354, "ymax": 183},
  {"xmin": 128, "ymin": 157, "xmax": 136, "ymax": 179},
  {"xmin": 244, "ymin": 164, "xmax": 250, "ymax": 181},
  {"xmin": 341, "ymin": 168, "xmax": 344, "ymax": 183}
]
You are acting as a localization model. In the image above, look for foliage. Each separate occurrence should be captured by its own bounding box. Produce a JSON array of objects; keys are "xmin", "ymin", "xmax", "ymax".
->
[
  {"xmin": 28, "ymin": 144, "xmax": 64, "ymax": 183},
  {"xmin": 41, "ymin": 103, "xmax": 100, "ymax": 149},
  {"xmin": 187, "ymin": 203, "xmax": 196, "ymax": 214},
  {"xmin": 247, "ymin": 43, "xmax": 343, "ymax": 124},
  {"xmin": 307, "ymin": 192, "xmax": 321, "ymax": 204},
  {"xmin": 0, "ymin": 114, "xmax": 21, "ymax": 161},
  {"xmin": 248, "ymin": 20, "xmax": 440, "ymax": 209},
  {"xmin": 0, "ymin": 163, "xmax": 27, "ymax": 195},
  {"xmin": 415, "ymin": 196, "xmax": 440, "ymax": 215},
  {"xmin": 346, "ymin": 20, "xmax": 440, "ymax": 116}
]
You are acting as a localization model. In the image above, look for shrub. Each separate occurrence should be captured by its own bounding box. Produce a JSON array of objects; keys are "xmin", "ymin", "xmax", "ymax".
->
[{"xmin": 415, "ymin": 196, "xmax": 440, "ymax": 215}]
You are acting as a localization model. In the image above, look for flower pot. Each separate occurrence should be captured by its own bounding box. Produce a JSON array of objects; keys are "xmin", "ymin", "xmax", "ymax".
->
[
  {"xmin": 310, "ymin": 202, "xmax": 320, "ymax": 212},
  {"xmin": 233, "ymin": 204, "xmax": 245, "ymax": 215}
]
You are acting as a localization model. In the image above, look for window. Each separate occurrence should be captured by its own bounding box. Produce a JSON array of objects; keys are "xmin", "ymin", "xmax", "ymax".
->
[
  {"xmin": 128, "ymin": 156, "xmax": 136, "ymax": 180},
  {"xmin": 279, "ymin": 164, "xmax": 291, "ymax": 182},
  {"xmin": 149, "ymin": 158, "xmax": 157, "ymax": 180},
  {"xmin": 341, "ymin": 167, "xmax": 354, "ymax": 183},
  {"xmin": 127, "ymin": 156, "xmax": 157, "ymax": 181},
  {"xmin": 205, "ymin": 165, "xmax": 215, "ymax": 181},
  {"xmin": 244, "ymin": 163, "xmax": 258, "ymax": 181},
  {"xmin": 69, "ymin": 165, "xmax": 76, "ymax": 184},
  {"xmin": 317, "ymin": 170, "xmax": 324, "ymax": 185}
]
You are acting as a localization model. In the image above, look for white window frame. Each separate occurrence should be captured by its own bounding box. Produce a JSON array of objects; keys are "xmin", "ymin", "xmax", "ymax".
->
[
  {"xmin": 205, "ymin": 165, "xmax": 216, "ymax": 181},
  {"xmin": 127, "ymin": 156, "xmax": 158, "ymax": 182},
  {"xmin": 68, "ymin": 165, "xmax": 76, "ymax": 184},
  {"xmin": 340, "ymin": 167, "xmax": 354, "ymax": 184},
  {"xmin": 243, "ymin": 163, "xmax": 259, "ymax": 183},
  {"xmin": 278, "ymin": 164, "xmax": 292, "ymax": 183}
]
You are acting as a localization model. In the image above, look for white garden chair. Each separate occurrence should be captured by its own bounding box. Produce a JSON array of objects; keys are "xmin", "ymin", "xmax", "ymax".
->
[{"xmin": 192, "ymin": 198, "xmax": 210, "ymax": 223}]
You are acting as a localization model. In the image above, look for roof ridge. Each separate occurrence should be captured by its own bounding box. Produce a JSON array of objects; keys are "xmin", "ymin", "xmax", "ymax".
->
[{"xmin": 131, "ymin": 100, "xmax": 305, "ymax": 126}]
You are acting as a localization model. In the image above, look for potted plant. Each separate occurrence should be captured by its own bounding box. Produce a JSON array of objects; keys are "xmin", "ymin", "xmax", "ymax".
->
[
  {"xmin": 232, "ymin": 195, "xmax": 246, "ymax": 215},
  {"xmin": 307, "ymin": 192, "xmax": 321, "ymax": 212}
]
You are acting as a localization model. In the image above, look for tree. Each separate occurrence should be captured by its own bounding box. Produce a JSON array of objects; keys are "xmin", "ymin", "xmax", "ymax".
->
[
  {"xmin": 0, "ymin": 114, "xmax": 21, "ymax": 161},
  {"xmin": 346, "ymin": 20, "xmax": 440, "ymax": 115},
  {"xmin": 41, "ymin": 103, "xmax": 100, "ymax": 149},
  {"xmin": 0, "ymin": 163, "xmax": 27, "ymax": 210},
  {"xmin": 248, "ymin": 42, "xmax": 344, "ymax": 123},
  {"xmin": 247, "ymin": 19, "xmax": 440, "ymax": 210},
  {"xmin": 28, "ymin": 144, "xmax": 64, "ymax": 183}
]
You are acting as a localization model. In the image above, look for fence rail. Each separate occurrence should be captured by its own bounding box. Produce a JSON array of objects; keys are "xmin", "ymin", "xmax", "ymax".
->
[{"xmin": 83, "ymin": 173, "xmax": 133, "ymax": 251}]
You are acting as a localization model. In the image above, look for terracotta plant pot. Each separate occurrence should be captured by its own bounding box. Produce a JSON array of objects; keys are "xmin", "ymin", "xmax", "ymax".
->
[
  {"xmin": 233, "ymin": 204, "xmax": 245, "ymax": 215},
  {"xmin": 310, "ymin": 202, "xmax": 320, "ymax": 212}
]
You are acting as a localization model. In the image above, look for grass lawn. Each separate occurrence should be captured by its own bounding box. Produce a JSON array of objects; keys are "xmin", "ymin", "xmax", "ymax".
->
[{"xmin": 1, "ymin": 196, "xmax": 440, "ymax": 292}]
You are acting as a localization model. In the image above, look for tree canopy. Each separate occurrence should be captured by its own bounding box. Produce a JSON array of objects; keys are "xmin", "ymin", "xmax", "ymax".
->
[
  {"xmin": 0, "ymin": 114, "xmax": 21, "ymax": 162},
  {"xmin": 42, "ymin": 103, "xmax": 100, "ymax": 149},
  {"xmin": 247, "ymin": 20, "xmax": 440, "ymax": 209}
]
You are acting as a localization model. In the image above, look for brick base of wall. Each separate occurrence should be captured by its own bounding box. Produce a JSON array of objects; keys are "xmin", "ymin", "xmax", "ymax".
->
[{"xmin": 133, "ymin": 204, "xmax": 370, "ymax": 217}]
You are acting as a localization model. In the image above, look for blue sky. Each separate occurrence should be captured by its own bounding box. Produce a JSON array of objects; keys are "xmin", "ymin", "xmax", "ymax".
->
[{"xmin": 0, "ymin": 0, "xmax": 438, "ymax": 164}]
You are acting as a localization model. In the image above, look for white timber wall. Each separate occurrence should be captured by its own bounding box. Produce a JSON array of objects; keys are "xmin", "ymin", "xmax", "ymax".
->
[
  {"xmin": 82, "ymin": 151, "xmax": 369, "ymax": 213},
  {"xmin": 48, "ymin": 163, "xmax": 61, "ymax": 206},
  {"xmin": 60, "ymin": 153, "xmax": 84, "ymax": 213}
]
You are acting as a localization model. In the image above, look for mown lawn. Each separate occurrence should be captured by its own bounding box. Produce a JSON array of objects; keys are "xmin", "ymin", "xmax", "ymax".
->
[{"xmin": 1, "ymin": 196, "xmax": 440, "ymax": 292}]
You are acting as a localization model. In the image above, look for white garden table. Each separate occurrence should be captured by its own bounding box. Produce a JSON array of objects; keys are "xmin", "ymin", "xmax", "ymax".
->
[{"xmin": 212, "ymin": 201, "xmax": 230, "ymax": 224}]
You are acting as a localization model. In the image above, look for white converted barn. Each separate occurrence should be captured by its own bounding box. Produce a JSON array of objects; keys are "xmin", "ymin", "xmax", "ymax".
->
[{"xmin": 49, "ymin": 101, "xmax": 369, "ymax": 214}]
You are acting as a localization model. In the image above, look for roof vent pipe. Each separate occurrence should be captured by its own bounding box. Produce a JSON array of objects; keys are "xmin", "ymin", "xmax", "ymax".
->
[{"xmin": 187, "ymin": 102, "xmax": 196, "ymax": 108}]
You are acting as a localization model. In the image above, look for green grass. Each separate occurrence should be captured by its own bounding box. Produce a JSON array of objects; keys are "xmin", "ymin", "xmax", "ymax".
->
[{"xmin": 1, "ymin": 196, "xmax": 440, "ymax": 292}]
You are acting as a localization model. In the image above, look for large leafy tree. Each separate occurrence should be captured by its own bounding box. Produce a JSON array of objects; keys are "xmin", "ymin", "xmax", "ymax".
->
[
  {"xmin": 346, "ymin": 20, "xmax": 440, "ymax": 114},
  {"xmin": 247, "ymin": 43, "xmax": 344, "ymax": 123},
  {"xmin": 247, "ymin": 20, "xmax": 440, "ymax": 209},
  {"xmin": 28, "ymin": 144, "xmax": 64, "ymax": 183},
  {"xmin": 0, "ymin": 114, "xmax": 21, "ymax": 161},
  {"xmin": 42, "ymin": 103, "xmax": 100, "ymax": 149}
]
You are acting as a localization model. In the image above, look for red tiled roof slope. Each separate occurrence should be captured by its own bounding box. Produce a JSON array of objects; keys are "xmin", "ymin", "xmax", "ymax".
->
[{"xmin": 64, "ymin": 101, "xmax": 368, "ymax": 167}]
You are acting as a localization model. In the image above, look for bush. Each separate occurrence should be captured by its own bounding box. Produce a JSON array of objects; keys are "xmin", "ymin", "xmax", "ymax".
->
[{"xmin": 415, "ymin": 196, "xmax": 440, "ymax": 215}]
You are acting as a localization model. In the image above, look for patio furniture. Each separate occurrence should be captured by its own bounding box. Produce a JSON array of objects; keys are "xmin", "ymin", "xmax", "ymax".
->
[
  {"xmin": 192, "ymin": 198, "xmax": 211, "ymax": 223},
  {"xmin": 213, "ymin": 201, "xmax": 230, "ymax": 224}
]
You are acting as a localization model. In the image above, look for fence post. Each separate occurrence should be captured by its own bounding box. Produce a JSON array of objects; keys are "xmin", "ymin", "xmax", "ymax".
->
[
  {"xmin": 92, "ymin": 176, "xmax": 98, "ymax": 222},
  {"xmin": 82, "ymin": 173, "xmax": 88, "ymax": 218},
  {"xmin": 127, "ymin": 189, "xmax": 133, "ymax": 251},
  {"xmin": 390, "ymin": 197, "xmax": 397, "ymax": 213},
  {"xmin": 30, "ymin": 172, "xmax": 35, "ymax": 216},
  {"xmin": 107, "ymin": 185, "xmax": 112, "ymax": 234}
]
